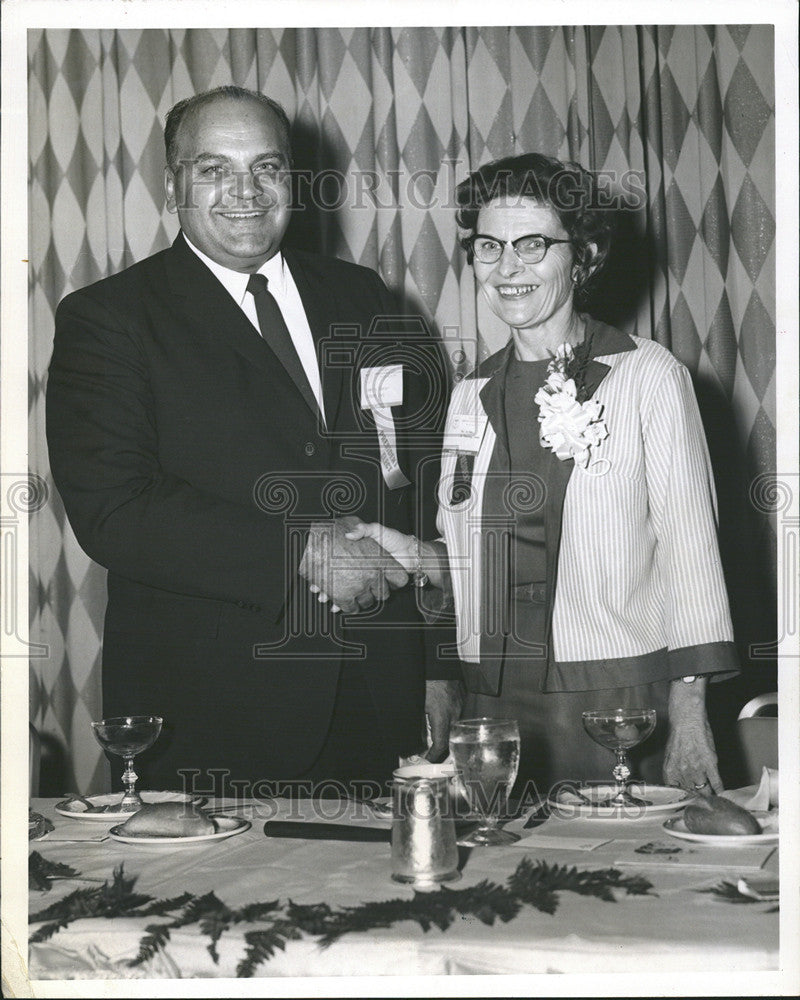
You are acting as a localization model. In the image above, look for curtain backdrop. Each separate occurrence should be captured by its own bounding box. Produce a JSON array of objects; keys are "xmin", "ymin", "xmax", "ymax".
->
[{"xmin": 27, "ymin": 25, "xmax": 776, "ymax": 792}]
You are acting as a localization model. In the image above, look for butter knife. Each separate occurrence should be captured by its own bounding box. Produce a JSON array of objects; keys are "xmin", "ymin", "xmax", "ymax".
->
[{"xmin": 264, "ymin": 821, "xmax": 389, "ymax": 842}]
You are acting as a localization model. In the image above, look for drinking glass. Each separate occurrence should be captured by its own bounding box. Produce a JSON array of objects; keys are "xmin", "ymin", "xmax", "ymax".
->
[
  {"xmin": 91, "ymin": 715, "xmax": 162, "ymax": 811},
  {"xmin": 581, "ymin": 708, "xmax": 656, "ymax": 807},
  {"xmin": 449, "ymin": 717, "xmax": 520, "ymax": 846}
]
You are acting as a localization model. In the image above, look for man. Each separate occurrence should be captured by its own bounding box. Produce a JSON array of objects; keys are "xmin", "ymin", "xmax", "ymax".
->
[{"xmin": 46, "ymin": 86, "xmax": 461, "ymax": 795}]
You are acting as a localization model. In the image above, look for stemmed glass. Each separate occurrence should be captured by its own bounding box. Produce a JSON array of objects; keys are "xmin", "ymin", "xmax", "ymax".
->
[
  {"xmin": 581, "ymin": 708, "xmax": 656, "ymax": 808},
  {"xmin": 449, "ymin": 718, "xmax": 520, "ymax": 846},
  {"xmin": 91, "ymin": 715, "xmax": 162, "ymax": 812}
]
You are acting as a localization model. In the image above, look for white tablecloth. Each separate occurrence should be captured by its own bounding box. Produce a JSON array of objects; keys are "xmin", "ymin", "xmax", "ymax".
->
[{"xmin": 28, "ymin": 796, "xmax": 779, "ymax": 980}]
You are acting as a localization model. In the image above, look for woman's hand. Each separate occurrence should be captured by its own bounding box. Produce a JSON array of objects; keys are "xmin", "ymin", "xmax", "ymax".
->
[
  {"xmin": 663, "ymin": 678, "xmax": 723, "ymax": 793},
  {"xmin": 347, "ymin": 524, "xmax": 450, "ymax": 591},
  {"xmin": 344, "ymin": 522, "xmax": 418, "ymax": 572}
]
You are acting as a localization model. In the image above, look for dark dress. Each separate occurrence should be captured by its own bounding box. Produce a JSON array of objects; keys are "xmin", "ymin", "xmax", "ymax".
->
[{"xmin": 464, "ymin": 357, "xmax": 669, "ymax": 798}]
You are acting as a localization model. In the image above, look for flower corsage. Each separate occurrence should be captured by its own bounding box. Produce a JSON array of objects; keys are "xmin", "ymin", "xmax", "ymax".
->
[{"xmin": 534, "ymin": 343, "xmax": 608, "ymax": 469}]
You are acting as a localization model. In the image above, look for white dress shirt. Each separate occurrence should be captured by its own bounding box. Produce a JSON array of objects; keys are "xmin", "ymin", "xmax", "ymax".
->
[{"xmin": 183, "ymin": 234, "xmax": 326, "ymax": 424}]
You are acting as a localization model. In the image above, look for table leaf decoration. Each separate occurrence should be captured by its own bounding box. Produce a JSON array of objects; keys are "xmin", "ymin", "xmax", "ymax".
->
[
  {"xmin": 238, "ymin": 922, "xmax": 302, "ymax": 978},
  {"xmin": 698, "ymin": 881, "xmax": 779, "ymax": 910},
  {"xmin": 28, "ymin": 852, "xmax": 79, "ymax": 892},
  {"xmin": 30, "ymin": 857, "xmax": 656, "ymax": 977}
]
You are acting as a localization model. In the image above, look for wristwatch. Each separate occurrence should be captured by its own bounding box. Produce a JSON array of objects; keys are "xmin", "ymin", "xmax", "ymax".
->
[{"xmin": 681, "ymin": 675, "xmax": 697, "ymax": 683}]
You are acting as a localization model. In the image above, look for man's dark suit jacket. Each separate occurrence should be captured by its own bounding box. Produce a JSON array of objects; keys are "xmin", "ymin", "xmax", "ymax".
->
[{"xmin": 46, "ymin": 233, "xmax": 454, "ymax": 788}]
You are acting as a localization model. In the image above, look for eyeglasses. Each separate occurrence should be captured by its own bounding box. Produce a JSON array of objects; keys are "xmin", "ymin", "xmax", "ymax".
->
[{"xmin": 469, "ymin": 233, "xmax": 572, "ymax": 265}]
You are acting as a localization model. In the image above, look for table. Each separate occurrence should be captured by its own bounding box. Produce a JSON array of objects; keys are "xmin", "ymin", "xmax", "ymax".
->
[{"xmin": 28, "ymin": 795, "xmax": 779, "ymax": 980}]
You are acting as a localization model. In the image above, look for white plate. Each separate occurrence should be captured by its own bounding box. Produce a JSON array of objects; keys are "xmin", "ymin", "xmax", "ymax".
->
[
  {"xmin": 55, "ymin": 791, "xmax": 203, "ymax": 823},
  {"xmin": 548, "ymin": 783, "xmax": 691, "ymax": 818},
  {"xmin": 662, "ymin": 815, "xmax": 778, "ymax": 846},
  {"xmin": 109, "ymin": 814, "xmax": 250, "ymax": 845}
]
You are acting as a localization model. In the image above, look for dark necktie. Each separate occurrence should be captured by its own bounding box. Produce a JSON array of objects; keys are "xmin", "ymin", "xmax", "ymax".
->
[{"xmin": 246, "ymin": 272, "xmax": 320, "ymax": 418}]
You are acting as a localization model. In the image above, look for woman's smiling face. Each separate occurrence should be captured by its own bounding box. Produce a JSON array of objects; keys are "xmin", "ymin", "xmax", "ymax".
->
[{"xmin": 472, "ymin": 197, "xmax": 576, "ymax": 331}]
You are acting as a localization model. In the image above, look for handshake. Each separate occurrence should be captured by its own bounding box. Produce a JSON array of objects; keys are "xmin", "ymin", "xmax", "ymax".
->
[{"xmin": 298, "ymin": 515, "xmax": 417, "ymax": 613}]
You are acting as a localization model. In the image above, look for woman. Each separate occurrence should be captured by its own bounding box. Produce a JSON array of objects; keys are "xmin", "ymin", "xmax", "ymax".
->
[{"xmin": 332, "ymin": 153, "xmax": 738, "ymax": 795}]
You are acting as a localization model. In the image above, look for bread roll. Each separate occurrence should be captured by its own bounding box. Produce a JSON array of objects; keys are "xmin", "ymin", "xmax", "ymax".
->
[
  {"xmin": 119, "ymin": 801, "xmax": 215, "ymax": 837},
  {"xmin": 683, "ymin": 794, "xmax": 761, "ymax": 836}
]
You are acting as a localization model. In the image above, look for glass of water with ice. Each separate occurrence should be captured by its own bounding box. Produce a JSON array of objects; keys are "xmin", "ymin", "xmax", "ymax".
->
[{"xmin": 449, "ymin": 718, "xmax": 520, "ymax": 846}]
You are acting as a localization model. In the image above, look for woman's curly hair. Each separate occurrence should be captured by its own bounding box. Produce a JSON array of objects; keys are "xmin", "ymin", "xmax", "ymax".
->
[{"xmin": 455, "ymin": 153, "xmax": 616, "ymax": 305}]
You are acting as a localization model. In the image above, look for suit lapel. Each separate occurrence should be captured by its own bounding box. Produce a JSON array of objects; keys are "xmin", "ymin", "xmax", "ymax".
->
[
  {"xmin": 582, "ymin": 359, "xmax": 611, "ymax": 400},
  {"xmin": 541, "ymin": 357, "xmax": 612, "ymax": 626},
  {"xmin": 476, "ymin": 341, "xmax": 514, "ymax": 459},
  {"xmin": 284, "ymin": 249, "xmax": 346, "ymax": 429},
  {"xmin": 165, "ymin": 235, "xmax": 321, "ymax": 420},
  {"xmin": 540, "ymin": 317, "xmax": 635, "ymax": 670}
]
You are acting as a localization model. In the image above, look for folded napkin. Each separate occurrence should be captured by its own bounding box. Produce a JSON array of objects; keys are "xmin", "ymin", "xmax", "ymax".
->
[
  {"xmin": 721, "ymin": 767, "xmax": 778, "ymax": 811},
  {"xmin": 40, "ymin": 829, "xmax": 109, "ymax": 843},
  {"xmin": 613, "ymin": 841, "xmax": 775, "ymax": 871},
  {"xmin": 511, "ymin": 831, "xmax": 612, "ymax": 852}
]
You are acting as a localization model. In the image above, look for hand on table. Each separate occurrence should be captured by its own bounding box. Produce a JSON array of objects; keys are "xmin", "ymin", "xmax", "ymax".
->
[
  {"xmin": 663, "ymin": 678, "xmax": 723, "ymax": 793},
  {"xmin": 424, "ymin": 679, "xmax": 464, "ymax": 763},
  {"xmin": 299, "ymin": 515, "xmax": 409, "ymax": 613}
]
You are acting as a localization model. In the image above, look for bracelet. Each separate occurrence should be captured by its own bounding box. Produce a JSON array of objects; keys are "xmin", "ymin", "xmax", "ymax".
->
[{"xmin": 413, "ymin": 537, "xmax": 429, "ymax": 588}]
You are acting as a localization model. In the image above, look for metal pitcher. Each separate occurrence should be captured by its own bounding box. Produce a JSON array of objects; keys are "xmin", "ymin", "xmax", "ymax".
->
[{"xmin": 391, "ymin": 775, "xmax": 460, "ymax": 887}]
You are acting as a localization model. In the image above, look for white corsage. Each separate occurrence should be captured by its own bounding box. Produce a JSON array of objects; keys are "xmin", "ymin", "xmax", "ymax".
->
[{"xmin": 534, "ymin": 344, "xmax": 608, "ymax": 468}]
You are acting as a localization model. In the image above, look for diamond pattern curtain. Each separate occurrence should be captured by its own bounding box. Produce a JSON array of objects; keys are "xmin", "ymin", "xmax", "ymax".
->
[{"xmin": 28, "ymin": 26, "xmax": 775, "ymax": 792}]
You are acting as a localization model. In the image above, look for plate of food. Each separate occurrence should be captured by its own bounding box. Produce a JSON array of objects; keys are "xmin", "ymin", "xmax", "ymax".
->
[
  {"xmin": 662, "ymin": 795, "xmax": 778, "ymax": 846},
  {"xmin": 56, "ymin": 790, "xmax": 203, "ymax": 822},
  {"xmin": 547, "ymin": 783, "xmax": 692, "ymax": 818},
  {"xmin": 108, "ymin": 802, "xmax": 250, "ymax": 845}
]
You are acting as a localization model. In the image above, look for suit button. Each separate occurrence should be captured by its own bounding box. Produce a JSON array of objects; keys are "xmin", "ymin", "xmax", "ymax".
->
[{"xmin": 304, "ymin": 442, "xmax": 315, "ymax": 456}]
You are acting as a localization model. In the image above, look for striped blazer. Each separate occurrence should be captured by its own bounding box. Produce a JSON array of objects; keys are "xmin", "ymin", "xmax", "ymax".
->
[{"xmin": 436, "ymin": 319, "xmax": 738, "ymax": 695}]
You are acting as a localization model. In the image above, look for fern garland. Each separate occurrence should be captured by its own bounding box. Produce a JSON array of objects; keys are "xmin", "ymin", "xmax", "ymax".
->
[
  {"xmin": 30, "ymin": 855, "xmax": 655, "ymax": 977},
  {"xmin": 698, "ymin": 881, "xmax": 779, "ymax": 911},
  {"xmin": 28, "ymin": 852, "xmax": 79, "ymax": 893}
]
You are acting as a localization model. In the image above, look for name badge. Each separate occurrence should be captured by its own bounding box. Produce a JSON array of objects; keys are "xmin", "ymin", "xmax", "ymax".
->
[
  {"xmin": 444, "ymin": 411, "xmax": 489, "ymax": 453},
  {"xmin": 443, "ymin": 379, "xmax": 490, "ymax": 454},
  {"xmin": 360, "ymin": 365, "xmax": 403, "ymax": 409},
  {"xmin": 360, "ymin": 365, "xmax": 409, "ymax": 489}
]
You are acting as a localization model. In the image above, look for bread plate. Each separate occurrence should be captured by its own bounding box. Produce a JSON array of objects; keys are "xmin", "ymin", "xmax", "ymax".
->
[
  {"xmin": 56, "ymin": 790, "xmax": 203, "ymax": 823},
  {"xmin": 662, "ymin": 814, "xmax": 778, "ymax": 846},
  {"xmin": 109, "ymin": 814, "xmax": 250, "ymax": 845}
]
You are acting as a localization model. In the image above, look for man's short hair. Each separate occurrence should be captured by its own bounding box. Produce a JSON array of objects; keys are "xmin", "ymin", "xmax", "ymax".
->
[{"xmin": 164, "ymin": 86, "xmax": 293, "ymax": 171}]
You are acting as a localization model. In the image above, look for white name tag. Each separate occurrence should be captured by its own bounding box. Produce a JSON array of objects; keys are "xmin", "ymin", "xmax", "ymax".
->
[
  {"xmin": 359, "ymin": 364, "xmax": 409, "ymax": 489},
  {"xmin": 443, "ymin": 378, "xmax": 490, "ymax": 453},
  {"xmin": 360, "ymin": 364, "xmax": 403, "ymax": 409},
  {"xmin": 444, "ymin": 411, "xmax": 489, "ymax": 453}
]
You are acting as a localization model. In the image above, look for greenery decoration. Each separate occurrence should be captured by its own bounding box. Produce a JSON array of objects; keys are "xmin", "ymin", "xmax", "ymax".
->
[
  {"xmin": 28, "ymin": 852, "xmax": 79, "ymax": 893},
  {"xmin": 30, "ymin": 856, "xmax": 655, "ymax": 977},
  {"xmin": 698, "ymin": 881, "xmax": 779, "ymax": 911}
]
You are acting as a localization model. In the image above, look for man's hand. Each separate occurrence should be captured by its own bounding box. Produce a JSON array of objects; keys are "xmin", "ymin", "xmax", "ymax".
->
[
  {"xmin": 425, "ymin": 679, "xmax": 464, "ymax": 763},
  {"xmin": 663, "ymin": 678, "xmax": 723, "ymax": 793},
  {"xmin": 299, "ymin": 516, "xmax": 408, "ymax": 613}
]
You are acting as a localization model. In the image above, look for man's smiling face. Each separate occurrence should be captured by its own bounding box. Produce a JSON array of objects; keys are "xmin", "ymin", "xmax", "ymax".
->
[{"xmin": 165, "ymin": 95, "xmax": 292, "ymax": 272}]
